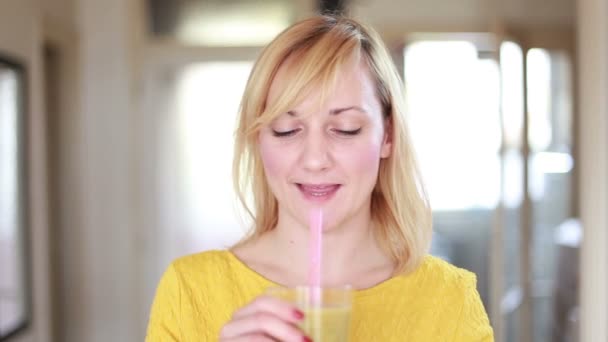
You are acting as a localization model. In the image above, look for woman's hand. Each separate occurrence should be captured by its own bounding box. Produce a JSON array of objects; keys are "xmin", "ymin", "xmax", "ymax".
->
[{"xmin": 219, "ymin": 295, "xmax": 311, "ymax": 342}]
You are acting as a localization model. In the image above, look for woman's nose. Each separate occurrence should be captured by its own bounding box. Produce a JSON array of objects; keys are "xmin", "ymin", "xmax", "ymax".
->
[{"xmin": 299, "ymin": 129, "xmax": 332, "ymax": 172}]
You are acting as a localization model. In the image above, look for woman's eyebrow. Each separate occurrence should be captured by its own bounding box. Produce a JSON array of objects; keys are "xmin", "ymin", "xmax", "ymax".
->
[
  {"xmin": 282, "ymin": 106, "xmax": 367, "ymax": 116},
  {"xmin": 329, "ymin": 106, "xmax": 367, "ymax": 115}
]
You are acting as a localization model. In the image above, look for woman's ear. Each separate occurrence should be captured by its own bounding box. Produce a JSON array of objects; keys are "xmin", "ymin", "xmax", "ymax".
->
[{"xmin": 380, "ymin": 118, "xmax": 392, "ymax": 158}]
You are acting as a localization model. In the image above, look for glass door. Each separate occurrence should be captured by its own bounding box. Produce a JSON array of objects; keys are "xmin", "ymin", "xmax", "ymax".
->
[
  {"xmin": 404, "ymin": 34, "xmax": 502, "ymax": 319},
  {"xmin": 404, "ymin": 30, "xmax": 576, "ymax": 342}
]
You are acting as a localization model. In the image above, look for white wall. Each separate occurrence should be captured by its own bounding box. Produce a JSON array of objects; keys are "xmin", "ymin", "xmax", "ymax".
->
[
  {"xmin": 0, "ymin": 1, "xmax": 52, "ymax": 341},
  {"xmin": 42, "ymin": 0, "xmax": 75, "ymax": 27},
  {"xmin": 353, "ymin": 0, "xmax": 574, "ymax": 32},
  {"xmin": 353, "ymin": 0, "xmax": 492, "ymax": 30},
  {"xmin": 43, "ymin": 1, "xmax": 86, "ymax": 341},
  {"xmin": 577, "ymin": 0, "xmax": 608, "ymax": 340},
  {"xmin": 74, "ymin": 0, "xmax": 141, "ymax": 340}
]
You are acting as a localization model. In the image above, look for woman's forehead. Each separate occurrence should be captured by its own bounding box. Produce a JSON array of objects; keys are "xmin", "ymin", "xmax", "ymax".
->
[{"xmin": 266, "ymin": 54, "xmax": 377, "ymax": 110}]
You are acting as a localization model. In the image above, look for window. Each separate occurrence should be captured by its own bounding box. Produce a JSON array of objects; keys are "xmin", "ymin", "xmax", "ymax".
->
[
  {"xmin": 403, "ymin": 38, "xmax": 502, "ymax": 312},
  {"xmin": 0, "ymin": 56, "xmax": 29, "ymax": 339},
  {"xmin": 157, "ymin": 62, "xmax": 253, "ymax": 259}
]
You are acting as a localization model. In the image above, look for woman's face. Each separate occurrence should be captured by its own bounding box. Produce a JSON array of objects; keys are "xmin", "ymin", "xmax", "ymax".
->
[{"xmin": 258, "ymin": 56, "xmax": 391, "ymax": 231}]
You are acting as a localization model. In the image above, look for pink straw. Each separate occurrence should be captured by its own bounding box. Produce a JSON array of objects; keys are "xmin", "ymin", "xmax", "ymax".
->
[{"xmin": 308, "ymin": 208, "xmax": 323, "ymax": 302}]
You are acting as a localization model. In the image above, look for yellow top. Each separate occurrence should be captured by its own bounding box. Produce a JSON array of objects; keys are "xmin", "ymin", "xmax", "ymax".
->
[{"xmin": 146, "ymin": 250, "xmax": 494, "ymax": 341}]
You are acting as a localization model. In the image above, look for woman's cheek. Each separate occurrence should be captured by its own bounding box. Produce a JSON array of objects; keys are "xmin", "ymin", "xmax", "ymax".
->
[
  {"xmin": 259, "ymin": 143, "xmax": 285, "ymax": 178},
  {"xmin": 341, "ymin": 143, "xmax": 382, "ymax": 175}
]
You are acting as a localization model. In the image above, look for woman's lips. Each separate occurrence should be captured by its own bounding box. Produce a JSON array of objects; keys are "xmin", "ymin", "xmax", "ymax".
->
[{"xmin": 297, "ymin": 183, "xmax": 341, "ymax": 202}]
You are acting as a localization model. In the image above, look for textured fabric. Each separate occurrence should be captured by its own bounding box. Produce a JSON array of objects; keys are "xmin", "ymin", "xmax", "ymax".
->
[{"xmin": 146, "ymin": 250, "xmax": 494, "ymax": 341}]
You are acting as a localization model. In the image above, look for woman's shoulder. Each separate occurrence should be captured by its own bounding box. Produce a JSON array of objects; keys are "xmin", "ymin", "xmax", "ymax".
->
[
  {"xmin": 407, "ymin": 255, "xmax": 493, "ymax": 339},
  {"xmin": 169, "ymin": 249, "xmax": 234, "ymax": 276},
  {"xmin": 364, "ymin": 255, "xmax": 478, "ymax": 300},
  {"xmin": 411, "ymin": 254, "xmax": 478, "ymax": 291},
  {"xmin": 171, "ymin": 249, "xmax": 232, "ymax": 267},
  {"xmin": 417, "ymin": 256, "xmax": 493, "ymax": 339}
]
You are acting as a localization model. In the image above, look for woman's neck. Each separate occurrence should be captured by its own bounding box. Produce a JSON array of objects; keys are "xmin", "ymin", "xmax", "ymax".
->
[{"xmin": 233, "ymin": 210, "xmax": 395, "ymax": 289}]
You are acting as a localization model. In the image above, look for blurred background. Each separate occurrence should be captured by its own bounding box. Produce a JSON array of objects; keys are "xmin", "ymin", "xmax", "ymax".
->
[{"xmin": 0, "ymin": 0, "xmax": 606, "ymax": 341}]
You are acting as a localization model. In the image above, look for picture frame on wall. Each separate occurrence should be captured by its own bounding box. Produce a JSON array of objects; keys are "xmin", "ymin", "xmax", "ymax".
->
[{"xmin": 0, "ymin": 53, "xmax": 31, "ymax": 340}]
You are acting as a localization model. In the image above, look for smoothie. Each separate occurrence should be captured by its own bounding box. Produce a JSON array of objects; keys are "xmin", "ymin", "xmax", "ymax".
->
[{"xmin": 301, "ymin": 306, "xmax": 351, "ymax": 342}]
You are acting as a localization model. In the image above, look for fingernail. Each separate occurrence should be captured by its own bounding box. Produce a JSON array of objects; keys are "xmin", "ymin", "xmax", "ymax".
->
[
  {"xmin": 293, "ymin": 309, "xmax": 305, "ymax": 320},
  {"xmin": 302, "ymin": 337, "xmax": 313, "ymax": 342}
]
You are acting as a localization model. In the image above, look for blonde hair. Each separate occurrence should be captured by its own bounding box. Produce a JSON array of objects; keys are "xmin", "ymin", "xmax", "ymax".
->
[{"xmin": 232, "ymin": 15, "xmax": 432, "ymax": 274}]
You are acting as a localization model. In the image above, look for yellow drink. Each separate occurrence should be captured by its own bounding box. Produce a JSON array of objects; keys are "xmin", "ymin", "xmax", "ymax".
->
[
  {"xmin": 301, "ymin": 306, "xmax": 351, "ymax": 342},
  {"xmin": 267, "ymin": 286, "xmax": 352, "ymax": 341}
]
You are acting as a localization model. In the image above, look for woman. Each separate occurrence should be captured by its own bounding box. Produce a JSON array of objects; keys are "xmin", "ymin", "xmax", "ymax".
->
[{"xmin": 146, "ymin": 15, "xmax": 494, "ymax": 341}]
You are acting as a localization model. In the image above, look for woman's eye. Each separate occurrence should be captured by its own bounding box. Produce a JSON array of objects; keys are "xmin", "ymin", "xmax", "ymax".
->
[
  {"xmin": 272, "ymin": 129, "xmax": 300, "ymax": 137},
  {"xmin": 334, "ymin": 128, "xmax": 362, "ymax": 136}
]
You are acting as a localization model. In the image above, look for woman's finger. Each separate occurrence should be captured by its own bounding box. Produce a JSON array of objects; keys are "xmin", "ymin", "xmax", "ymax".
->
[
  {"xmin": 220, "ymin": 312, "xmax": 307, "ymax": 342},
  {"xmin": 221, "ymin": 332, "xmax": 279, "ymax": 342}
]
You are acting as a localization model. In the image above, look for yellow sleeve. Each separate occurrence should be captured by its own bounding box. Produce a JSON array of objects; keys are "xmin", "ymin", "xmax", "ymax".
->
[
  {"xmin": 146, "ymin": 264, "xmax": 181, "ymax": 342},
  {"xmin": 453, "ymin": 274, "xmax": 495, "ymax": 342}
]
